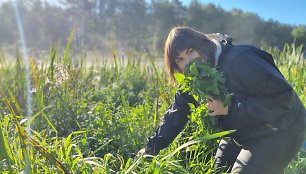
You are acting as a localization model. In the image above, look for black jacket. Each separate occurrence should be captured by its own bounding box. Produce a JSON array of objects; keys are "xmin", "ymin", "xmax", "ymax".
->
[{"xmin": 145, "ymin": 42, "xmax": 306, "ymax": 155}]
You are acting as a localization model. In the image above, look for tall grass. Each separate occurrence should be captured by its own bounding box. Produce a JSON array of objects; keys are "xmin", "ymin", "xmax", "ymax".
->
[
  {"xmin": 265, "ymin": 43, "xmax": 306, "ymax": 173},
  {"xmin": 0, "ymin": 42, "xmax": 305, "ymax": 173},
  {"xmin": 264, "ymin": 43, "xmax": 305, "ymax": 104}
]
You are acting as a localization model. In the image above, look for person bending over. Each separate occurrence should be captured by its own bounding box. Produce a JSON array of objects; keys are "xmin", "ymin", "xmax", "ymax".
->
[{"xmin": 138, "ymin": 26, "xmax": 306, "ymax": 174}]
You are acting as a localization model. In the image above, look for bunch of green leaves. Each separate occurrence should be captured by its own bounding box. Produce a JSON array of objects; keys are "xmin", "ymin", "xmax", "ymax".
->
[{"xmin": 174, "ymin": 58, "xmax": 233, "ymax": 106}]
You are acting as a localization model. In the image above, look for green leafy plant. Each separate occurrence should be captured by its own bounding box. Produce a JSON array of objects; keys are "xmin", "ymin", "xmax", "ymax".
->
[{"xmin": 174, "ymin": 58, "xmax": 233, "ymax": 107}]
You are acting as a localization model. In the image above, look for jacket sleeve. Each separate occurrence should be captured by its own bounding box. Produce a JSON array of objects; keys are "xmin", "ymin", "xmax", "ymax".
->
[
  {"xmin": 227, "ymin": 48, "xmax": 295, "ymax": 126},
  {"xmin": 145, "ymin": 90, "xmax": 197, "ymax": 155}
]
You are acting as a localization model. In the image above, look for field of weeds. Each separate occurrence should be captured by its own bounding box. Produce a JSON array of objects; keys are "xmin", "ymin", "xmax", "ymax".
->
[{"xmin": 0, "ymin": 42, "xmax": 305, "ymax": 173}]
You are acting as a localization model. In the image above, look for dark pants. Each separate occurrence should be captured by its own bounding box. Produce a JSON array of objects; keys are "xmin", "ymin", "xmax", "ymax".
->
[{"xmin": 214, "ymin": 130, "xmax": 305, "ymax": 174}]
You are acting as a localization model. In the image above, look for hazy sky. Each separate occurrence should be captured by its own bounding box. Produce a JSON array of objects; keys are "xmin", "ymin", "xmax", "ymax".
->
[{"xmin": 1, "ymin": 0, "xmax": 305, "ymax": 26}]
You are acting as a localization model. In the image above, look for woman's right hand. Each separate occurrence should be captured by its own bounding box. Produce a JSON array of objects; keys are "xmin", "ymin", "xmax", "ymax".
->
[{"xmin": 137, "ymin": 148, "xmax": 147, "ymax": 156}]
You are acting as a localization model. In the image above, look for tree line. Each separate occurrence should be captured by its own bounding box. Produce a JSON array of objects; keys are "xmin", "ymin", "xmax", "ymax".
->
[{"xmin": 1, "ymin": 0, "xmax": 305, "ymax": 57}]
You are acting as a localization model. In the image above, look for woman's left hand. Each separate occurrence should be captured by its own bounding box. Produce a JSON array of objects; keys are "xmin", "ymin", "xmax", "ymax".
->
[{"xmin": 206, "ymin": 95, "xmax": 228, "ymax": 116}]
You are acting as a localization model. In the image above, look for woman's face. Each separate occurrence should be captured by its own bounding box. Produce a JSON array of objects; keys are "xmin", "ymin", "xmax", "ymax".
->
[{"xmin": 176, "ymin": 48, "xmax": 200, "ymax": 72}]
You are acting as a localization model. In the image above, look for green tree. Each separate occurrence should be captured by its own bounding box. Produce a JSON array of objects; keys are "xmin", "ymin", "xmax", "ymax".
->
[
  {"xmin": 0, "ymin": 2, "xmax": 16, "ymax": 47},
  {"xmin": 187, "ymin": 1, "xmax": 226, "ymax": 33},
  {"xmin": 150, "ymin": 0, "xmax": 186, "ymax": 50},
  {"xmin": 257, "ymin": 19, "xmax": 293, "ymax": 48},
  {"xmin": 0, "ymin": 0, "xmax": 304, "ymax": 54},
  {"xmin": 113, "ymin": 0, "xmax": 148, "ymax": 51},
  {"xmin": 225, "ymin": 9, "xmax": 262, "ymax": 45},
  {"xmin": 292, "ymin": 26, "xmax": 306, "ymax": 46}
]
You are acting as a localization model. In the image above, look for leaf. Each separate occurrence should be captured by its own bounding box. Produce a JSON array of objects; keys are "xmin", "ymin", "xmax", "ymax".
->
[
  {"xmin": 174, "ymin": 73, "xmax": 185, "ymax": 84},
  {"xmin": 210, "ymin": 68, "xmax": 218, "ymax": 75},
  {"xmin": 212, "ymin": 87, "xmax": 220, "ymax": 96},
  {"xmin": 189, "ymin": 63, "xmax": 199, "ymax": 76},
  {"xmin": 188, "ymin": 103, "xmax": 195, "ymax": 109},
  {"xmin": 162, "ymin": 130, "xmax": 236, "ymax": 161},
  {"xmin": 186, "ymin": 145, "xmax": 198, "ymax": 152},
  {"xmin": 196, "ymin": 88, "xmax": 205, "ymax": 95},
  {"xmin": 199, "ymin": 70, "xmax": 207, "ymax": 77},
  {"xmin": 223, "ymin": 93, "xmax": 234, "ymax": 107}
]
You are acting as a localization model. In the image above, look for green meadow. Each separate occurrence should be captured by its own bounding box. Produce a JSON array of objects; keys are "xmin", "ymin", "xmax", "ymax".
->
[{"xmin": 0, "ymin": 39, "xmax": 305, "ymax": 173}]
